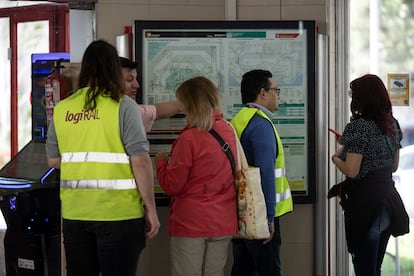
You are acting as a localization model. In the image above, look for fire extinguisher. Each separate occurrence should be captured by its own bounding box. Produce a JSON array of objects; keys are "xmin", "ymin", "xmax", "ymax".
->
[{"xmin": 44, "ymin": 59, "xmax": 69, "ymax": 127}]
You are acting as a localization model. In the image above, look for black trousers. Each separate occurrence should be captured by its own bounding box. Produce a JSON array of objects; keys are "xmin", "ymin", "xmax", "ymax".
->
[
  {"xmin": 62, "ymin": 218, "xmax": 146, "ymax": 276},
  {"xmin": 231, "ymin": 217, "xmax": 282, "ymax": 276}
]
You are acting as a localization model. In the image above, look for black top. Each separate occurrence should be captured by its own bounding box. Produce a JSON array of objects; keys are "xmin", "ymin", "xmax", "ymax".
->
[
  {"xmin": 341, "ymin": 118, "xmax": 402, "ymax": 178},
  {"xmin": 341, "ymin": 168, "xmax": 409, "ymax": 253},
  {"xmin": 338, "ymin": 118, "xmax": 408, "ymax": 253}
]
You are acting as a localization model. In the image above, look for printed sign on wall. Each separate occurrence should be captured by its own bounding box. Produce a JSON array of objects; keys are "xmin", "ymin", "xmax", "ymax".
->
[{"xmin": 387, "ymin": 73, "xmax": 410, "ymax": 106}]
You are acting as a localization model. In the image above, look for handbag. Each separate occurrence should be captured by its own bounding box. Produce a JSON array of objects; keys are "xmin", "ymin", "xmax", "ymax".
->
[{"xmin": 209, "ymin": 128, "xmax": 270, "ymax": 240}]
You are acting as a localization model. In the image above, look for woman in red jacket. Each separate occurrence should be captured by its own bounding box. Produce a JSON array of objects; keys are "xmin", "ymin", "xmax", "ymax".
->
[{"xmin": 155, "ymin": 76, "xmax": 238, "ymax": 276}]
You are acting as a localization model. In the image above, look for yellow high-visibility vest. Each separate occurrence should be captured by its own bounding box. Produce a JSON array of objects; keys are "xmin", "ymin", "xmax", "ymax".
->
[
  {"xmin": 53, "ymin": 87, "xmax": 144, "ymax": 221},
  {"xmin": 231, "ymin": 107, "xmax": 293, "ymax": 217}
]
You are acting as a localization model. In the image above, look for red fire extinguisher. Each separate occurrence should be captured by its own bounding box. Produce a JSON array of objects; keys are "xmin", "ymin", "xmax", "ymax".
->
[{"xmin": 44, "ymin": 59, "xmax": 69, "ymax": 127}]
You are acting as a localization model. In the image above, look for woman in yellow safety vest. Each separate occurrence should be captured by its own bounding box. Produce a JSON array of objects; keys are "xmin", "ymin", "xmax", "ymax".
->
[{"xmin": 46, "ymin": 40, "xmax": 160, "ymax": 276}]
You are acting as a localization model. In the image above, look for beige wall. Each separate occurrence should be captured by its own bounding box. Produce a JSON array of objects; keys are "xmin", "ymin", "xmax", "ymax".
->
[
  {"xmin": 93, "ymin": 1, "xmax": 327, "ymax": 275},
  {"xmin": 96, "ymin": 0, "xmax": 327, "ymax": 46}
]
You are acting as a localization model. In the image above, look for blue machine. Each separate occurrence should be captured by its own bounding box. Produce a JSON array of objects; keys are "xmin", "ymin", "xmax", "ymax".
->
[{"xmin": 0, "ymin": 52, "xmax": 69, "ymax": 276}]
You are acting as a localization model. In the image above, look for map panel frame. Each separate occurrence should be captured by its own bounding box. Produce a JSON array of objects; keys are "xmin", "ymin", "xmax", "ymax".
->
[{"xmin": 135, "ymin": 20, "xmax": 316, "ymax": 204}]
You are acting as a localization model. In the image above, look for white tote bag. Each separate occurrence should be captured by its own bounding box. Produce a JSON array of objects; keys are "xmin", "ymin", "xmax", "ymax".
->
[{"xmin": 233, "ymin": 132, "xmax": 270, "ymax": 240}]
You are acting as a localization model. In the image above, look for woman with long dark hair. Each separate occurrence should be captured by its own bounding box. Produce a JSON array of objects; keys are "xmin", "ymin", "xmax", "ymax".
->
[
  {"xmin": 46, "ymin": 40, "xmax": 160, "ymax": 275},
  {"xmin": 331, "ymin": 74, "xmax": 409, "ymax": 276}
]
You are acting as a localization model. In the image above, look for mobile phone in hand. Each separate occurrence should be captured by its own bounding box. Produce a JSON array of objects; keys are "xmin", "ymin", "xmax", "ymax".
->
[{"xmin": 328, "ymin": 128, "xmax": 342, "ymax": 138}]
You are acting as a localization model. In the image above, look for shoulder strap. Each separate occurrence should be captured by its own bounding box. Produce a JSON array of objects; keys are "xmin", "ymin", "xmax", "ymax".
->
[{"xmin": 208, "ymin": 129, "xmax": 236, "ymax": 175}]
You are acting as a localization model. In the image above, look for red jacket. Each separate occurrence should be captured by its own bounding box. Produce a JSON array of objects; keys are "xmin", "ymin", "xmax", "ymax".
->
[{"xmin": 156, "ymin": 111, "xmax": 238, "ymax": 237}]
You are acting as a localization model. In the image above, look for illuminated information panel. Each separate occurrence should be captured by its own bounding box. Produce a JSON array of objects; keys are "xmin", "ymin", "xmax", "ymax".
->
[{"xmin": 136, "ymin": 21, "xmax": 316, "ymax": 203}]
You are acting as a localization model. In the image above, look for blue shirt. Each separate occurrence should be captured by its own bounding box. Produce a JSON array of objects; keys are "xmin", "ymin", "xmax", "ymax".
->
[{"xmin": 241, "ymin": 103, "xmax": 278, "ymax": 222}]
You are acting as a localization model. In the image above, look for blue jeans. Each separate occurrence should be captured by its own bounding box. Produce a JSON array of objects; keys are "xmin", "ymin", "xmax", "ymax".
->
[
  {"xmin": 231, "ymin": 217, "xmax": 282, "ymax": 276},
  {"xmin": 351, "ymin": 208, "xmax": 391, "ymax": 276},
  {"xmin": 62, "ymin": 218, "xmax": 146, "ymax": 276}
]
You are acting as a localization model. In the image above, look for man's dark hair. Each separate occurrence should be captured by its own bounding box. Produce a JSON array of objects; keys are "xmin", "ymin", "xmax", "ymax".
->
[
  {"xmin": 240, "ymin": 69, "xmax": 272, "ymax": 104},
  {"xmin": 119, "ymin": 56, "xmax": 137, "ymax": 69}
]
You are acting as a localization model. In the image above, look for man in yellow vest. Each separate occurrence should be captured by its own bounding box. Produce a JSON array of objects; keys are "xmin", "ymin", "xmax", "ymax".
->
[
  {"xmin": 231, "ymin": 69, "xmax": 293, "ymax": 276},
  {"xmin": 46, "ymin": 40, "xmax": 160, "ymax": 276}
]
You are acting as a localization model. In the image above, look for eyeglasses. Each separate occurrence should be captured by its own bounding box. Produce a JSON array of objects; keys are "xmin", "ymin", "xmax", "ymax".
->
[{"xmin": 268, "ymin": 87, "xmax": 280, "ymax": 96}]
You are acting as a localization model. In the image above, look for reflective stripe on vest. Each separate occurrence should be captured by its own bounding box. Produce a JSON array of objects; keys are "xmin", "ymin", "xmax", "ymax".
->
[
  {"xmin": 60, "ymin": 151, "xmax": 134, "ymax": 189},
  {"xmin": 276, "ymin": 188, "xmax": 292, "ymax": 203},
  {"xmin": 275, "ymin": 168, "xmax": 290, "ymax": 204},
  {"xmin": 61, "ymin": 179, "xmax": 136, "ymax": 189},
  {"xmin": 275, "ymin": 168, "xmax": 286, "ymax": 178},
  {"xmin": 61, "ymin": 152, "xmax": 130, "ymax": 164},
  {"xmin": 231, "ymin": 107, "xmax": 293, "ymax": 217}
]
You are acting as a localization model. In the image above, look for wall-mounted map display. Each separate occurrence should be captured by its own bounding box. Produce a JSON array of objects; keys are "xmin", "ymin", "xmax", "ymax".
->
[{"xmin": 135, "ymin": 21, "xmax": 316, "ymax": 203}]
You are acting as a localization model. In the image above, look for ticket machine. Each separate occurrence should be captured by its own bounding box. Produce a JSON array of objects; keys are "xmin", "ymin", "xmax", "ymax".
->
[
  {"xmin": 0, "ymin": 143, "xmax": 60, "ymax": 276},
  {"xmin": 0, "ymin": 52, "xmax": 69, "ymax": 276}
]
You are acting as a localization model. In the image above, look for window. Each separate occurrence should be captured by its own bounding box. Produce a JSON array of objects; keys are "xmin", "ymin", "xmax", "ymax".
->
[
  {"xmin": 0, "ymin": 2, "xmax": 68, "ymax": 164},
  {"xmin": 350, "ymin": 1, "xmax": 414, "ymax": 274}
]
